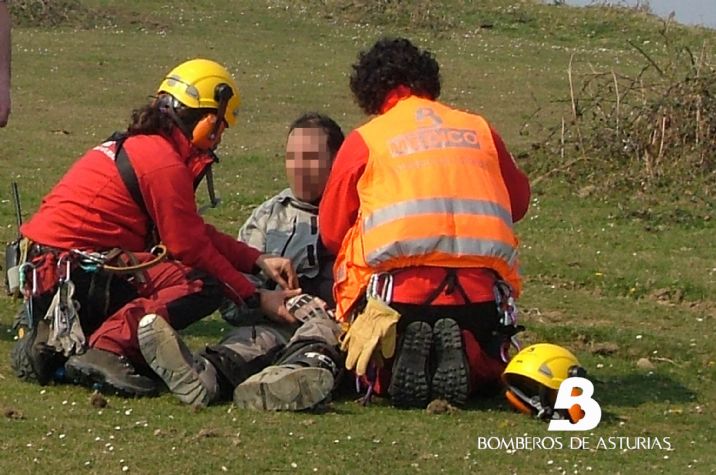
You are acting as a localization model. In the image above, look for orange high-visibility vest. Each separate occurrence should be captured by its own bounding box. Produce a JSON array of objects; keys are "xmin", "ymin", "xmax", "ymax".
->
[{"xmin": 333, "ymin": 96, "xmax": 522, "ymax": 320}]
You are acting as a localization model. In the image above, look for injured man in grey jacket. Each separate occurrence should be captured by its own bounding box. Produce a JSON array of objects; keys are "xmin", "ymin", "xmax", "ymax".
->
[{"xmin": 138, "ymin": 113, "xmax": 346, "ymax": 410}]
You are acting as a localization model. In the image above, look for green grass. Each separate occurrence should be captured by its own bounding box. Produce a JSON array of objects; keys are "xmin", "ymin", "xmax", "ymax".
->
[{"xmin": 1, "ymin": 1, "xmax": 715, "ymax": 473}]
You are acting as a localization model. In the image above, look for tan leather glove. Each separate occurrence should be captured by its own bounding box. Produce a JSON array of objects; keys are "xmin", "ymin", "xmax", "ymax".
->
[{"xmin": 341, "ymin": 296, "xmax": 400, "ymax": 376}]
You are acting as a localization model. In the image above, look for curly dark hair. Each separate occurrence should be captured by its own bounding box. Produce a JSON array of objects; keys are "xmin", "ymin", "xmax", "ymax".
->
[
  {"xmin": 288, "ymin": 112, "xmax": 345, "ymax": 158},
  {"xmin": 127, "ymin": 101, "xmax": 173, "ymax": 136},
  {"xmin": 350, "ymin": 37, "xmax": 441, "ymax": 115}
]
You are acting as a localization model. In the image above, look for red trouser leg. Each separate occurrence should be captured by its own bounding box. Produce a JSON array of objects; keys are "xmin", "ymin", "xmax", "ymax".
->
[
  {"xmin": 89, "ymin": 259, "xmax": 222, "ymax": 365},
  {"xmin": 462, "ymin": 329, "xmax": 506, "ymax": 395}
]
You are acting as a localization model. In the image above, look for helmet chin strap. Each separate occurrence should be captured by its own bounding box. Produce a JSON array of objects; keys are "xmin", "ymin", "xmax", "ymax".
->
[
  {"xmin": 197, "ymin": 87, "xmax": 232, "ymax": 209},
  {"xmin": 508, "ymin": 384, "xmax": 575, "ymax": 421},
  {"xmin": 509, "ymin": 385, "xmax": 550, "ymax": 418},
  {"xmin": 156, "ymin": 94, "xmax": 222, "ymax": 212}
]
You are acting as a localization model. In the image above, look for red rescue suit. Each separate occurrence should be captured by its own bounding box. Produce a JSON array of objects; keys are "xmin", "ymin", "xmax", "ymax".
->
[{"xmin": 21, "ymin": 128, "xmax": 261, "ymax": 364}]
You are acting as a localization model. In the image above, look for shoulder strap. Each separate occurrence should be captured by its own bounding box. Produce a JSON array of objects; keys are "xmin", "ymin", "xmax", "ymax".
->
[
  {"xmin": 114, "ymin": 137, "xmax": 149, "ymax": 217},
  {"xmin": 108, "ymin": 133, "xmax": 157, "ymax": 246}
]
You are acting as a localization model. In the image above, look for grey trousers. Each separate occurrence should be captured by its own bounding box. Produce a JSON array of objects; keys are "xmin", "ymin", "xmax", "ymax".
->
[
  {"xmin": 218, "ymin": 316, "xmax": 340, "ymax": 361},
  {"xmin": 199, "ymin": 316, "xmax": 341, "ymax": 397}
]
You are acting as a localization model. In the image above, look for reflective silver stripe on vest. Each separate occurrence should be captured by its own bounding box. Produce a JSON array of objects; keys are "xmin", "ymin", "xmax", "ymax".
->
[
  {"xmin": 365, "ymin": 236, "xmax": 518, "ymax": 267},
  {"xmin": 362, "ymin": 198, "xmax": 513, "ymax": 233}
]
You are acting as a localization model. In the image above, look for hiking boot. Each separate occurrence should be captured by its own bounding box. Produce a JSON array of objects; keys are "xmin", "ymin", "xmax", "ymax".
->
[
  {"xmin": 138, "ymin": 314, "xmax": 218, "ymax": 407},
  {"xmin": 388, "ymin": 321, "xmax": 432, "ymax": 408},
  {"xmin": 10, "ymin": 318, "xmax": 64, "ymax": 385},
  {"xmin": 65, "ymin": 348, "xmax": 159, "ymax": 397},
  {"xmin": 432, "ymin": 318, "xmax": 469, "ymax": 406},
  {"xmin": 233, "ymin": 365, "xmax": 334, "ymax": 411}
]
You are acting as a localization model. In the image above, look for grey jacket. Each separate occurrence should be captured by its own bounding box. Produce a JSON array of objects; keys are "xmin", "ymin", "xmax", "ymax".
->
[
  {"xmin": 239, "ymin": 188, "xmax": 322, "ymax": 286},
  {"xmin": 221, "ymin": 189, "xmax": 334, "ymax": 325}
]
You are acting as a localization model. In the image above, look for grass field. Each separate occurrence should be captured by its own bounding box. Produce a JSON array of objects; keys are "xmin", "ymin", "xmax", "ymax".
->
[{"xmin": 1, "ymin": 1, "xmax": 714, "ymax": 473}]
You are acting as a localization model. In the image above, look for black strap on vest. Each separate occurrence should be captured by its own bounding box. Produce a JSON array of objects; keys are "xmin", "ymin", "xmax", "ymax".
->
[
  {"xmin": 421, "ymin": 268, "xmax": 471, "ymax": 306},
  {"xmin": 195, "ymin": 150, "xmax": 221, "ymax": 211},
  {"xmin": 115, "ymin": 142, "xmax": 149, "ymax": 217},
  {"xmin": 107, "ymin": 132, "xmax": 156, "ymax": 246},
  {"xmin": 106, "ymin": 132, "xmax": 219, "ymax": 237}
]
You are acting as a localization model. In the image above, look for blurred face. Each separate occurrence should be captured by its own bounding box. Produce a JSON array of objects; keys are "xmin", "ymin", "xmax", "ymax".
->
[{"xmin": 285, "ymin": 127, "xmax": 333, "ymax": 203}]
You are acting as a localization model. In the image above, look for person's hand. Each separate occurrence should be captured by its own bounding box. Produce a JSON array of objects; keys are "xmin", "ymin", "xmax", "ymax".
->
[
  {"xmin": 258, "ymin": 288, "xmax": 302, "ymax": 324},
  {"xmin": 255, "ymin": 254, "xmax": 299, "ymax": 290}
]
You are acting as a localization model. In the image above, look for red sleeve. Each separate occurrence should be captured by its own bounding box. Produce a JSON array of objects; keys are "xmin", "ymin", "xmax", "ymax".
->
[
  {"xmin": 205, "ymin": 223, "xmax": 261, "ymax": 273},
  {"xmin": 491, "ymin": 128, "xmax": 531, "ymax": 223},
  {"xmin": 135, "ymin": 154, "xmax": 257, "ymax": 300},
  {"xmin": 319, "ymin": 131, "xmax": 369, "ymax": 256}
]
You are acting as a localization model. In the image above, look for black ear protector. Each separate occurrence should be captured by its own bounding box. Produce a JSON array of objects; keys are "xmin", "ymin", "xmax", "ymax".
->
[
  {"xmin": 568, "ymin": 365, "xmax": 587, "ymax": 378},
  {"xmin": 191, "ymin": 83, "xmax": 234, "ymax": 150}
]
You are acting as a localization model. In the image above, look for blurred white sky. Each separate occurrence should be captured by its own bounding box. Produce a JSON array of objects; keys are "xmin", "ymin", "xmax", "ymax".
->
[{"xmin": 559, "ymin": 0, "xmax": 716, "ymax": 28}]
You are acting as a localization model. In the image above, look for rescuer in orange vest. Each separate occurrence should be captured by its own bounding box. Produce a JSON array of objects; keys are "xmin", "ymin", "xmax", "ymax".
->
[{"xmin": 319, "ymin": 37, "xmax": 531, "ymax": 408}]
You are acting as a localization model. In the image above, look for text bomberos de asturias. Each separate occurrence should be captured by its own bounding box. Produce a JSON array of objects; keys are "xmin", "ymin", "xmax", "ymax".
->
[{"xmin": 477, "ymin": 436, "xmax": 672, "ymax": 451}]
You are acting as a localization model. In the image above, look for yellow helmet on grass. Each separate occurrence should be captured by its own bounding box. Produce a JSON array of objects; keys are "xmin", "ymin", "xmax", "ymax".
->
[{"xmin": 502, "ymin": 343, "xmax": 587, "ymax": 422}]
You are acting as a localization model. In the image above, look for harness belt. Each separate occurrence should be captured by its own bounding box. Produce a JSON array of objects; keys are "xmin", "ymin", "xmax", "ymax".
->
[{"xmin": 73, "ymin": 245, "xmax": 168, "ymax": 275}]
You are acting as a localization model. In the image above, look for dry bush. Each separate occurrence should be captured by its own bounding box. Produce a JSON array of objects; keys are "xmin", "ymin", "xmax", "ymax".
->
[
  {"xmin": 8, "ymin": 0, "xmax": 163, "ymax": 31},
  {"xmin": 9, "ymin": 0, "xmax": 93, "ymax": 27},
  {"xmin": 536, "ymin": 31, "xmax": 716, "ymax": 202}
]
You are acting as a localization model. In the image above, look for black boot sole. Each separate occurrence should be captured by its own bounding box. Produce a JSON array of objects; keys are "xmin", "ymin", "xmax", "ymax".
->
[
  {"xmin": 10, "ymin": 333, "xmax": 44, "ymax": 383},
  {"xmin": 432, "ymin": 318, "xmax": 469, "ymax": 407},
  {"xmin": 10, "ymin": 322, "xmax": 61, "ymax": 385},
  {"xmin": 389, "ymin": 321, "xmax": 432, "ymax": 409}
]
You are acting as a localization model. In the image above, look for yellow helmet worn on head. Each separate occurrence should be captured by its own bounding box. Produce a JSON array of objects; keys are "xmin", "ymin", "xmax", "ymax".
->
[
  {"xmin": 157, "ymin": 58, "xmax": 240, "ymax": 127},
  {"xmin": 502, "ymin": 343, "xmax": 586, "ymax": 422}
]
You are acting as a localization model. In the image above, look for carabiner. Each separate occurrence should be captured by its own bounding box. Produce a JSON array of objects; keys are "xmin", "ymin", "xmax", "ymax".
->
[
  {"xmin": 366, "ymin": 272, "xmax": 393, "ymax": 304},
  {"xmin": 57, "ymin": 254, "xmax": 72, "ymax": 283},
  {"xmin": 18, "ymin": 261, "xmax": 38, "ymax": 296}
]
